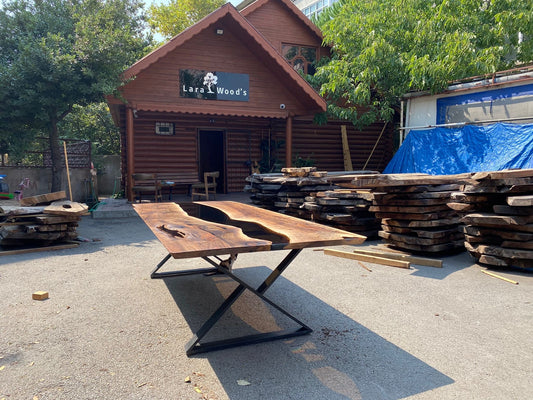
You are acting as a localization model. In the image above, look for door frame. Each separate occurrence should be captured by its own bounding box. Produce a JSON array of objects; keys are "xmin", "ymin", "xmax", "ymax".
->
[{"xmin": 197, "ymin": 128, "xmax": 227, "ymax": 193}]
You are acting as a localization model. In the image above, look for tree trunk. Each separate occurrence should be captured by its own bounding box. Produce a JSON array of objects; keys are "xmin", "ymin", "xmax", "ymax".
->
[{"xmin": 49, "ymin": 117, "xmax": 62, "ymax": 192}]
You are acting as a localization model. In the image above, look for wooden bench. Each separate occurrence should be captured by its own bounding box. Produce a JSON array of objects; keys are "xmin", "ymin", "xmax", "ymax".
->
[{"xmin": 156, "ymin": 172, "xmax": 201, "ymax": 199}]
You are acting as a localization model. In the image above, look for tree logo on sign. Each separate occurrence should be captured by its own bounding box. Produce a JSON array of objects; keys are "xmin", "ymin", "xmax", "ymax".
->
[{"xmin": 203, "ymin": 72, "xmax": 217, "ymax": 94}]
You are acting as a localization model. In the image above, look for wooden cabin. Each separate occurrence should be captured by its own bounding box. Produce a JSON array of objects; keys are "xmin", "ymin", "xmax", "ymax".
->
[{"xmin": 107, "ymin": 0, "xmax": 393, "ymax": 201}]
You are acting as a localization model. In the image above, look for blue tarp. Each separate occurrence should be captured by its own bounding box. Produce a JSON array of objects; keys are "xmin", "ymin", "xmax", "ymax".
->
[{"xmin": 384, "ymin": 123, "xmax": 533, "ymax": 174}]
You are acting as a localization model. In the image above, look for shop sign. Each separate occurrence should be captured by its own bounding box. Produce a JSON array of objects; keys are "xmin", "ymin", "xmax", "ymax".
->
[{"xmin": 179, "ymin": 69, "xmax": 249, "ymax": 102}]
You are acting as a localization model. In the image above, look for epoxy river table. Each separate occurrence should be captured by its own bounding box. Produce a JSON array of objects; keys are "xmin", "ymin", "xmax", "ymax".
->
[{"xmin": 133, "ymin": 201, "xmax": 365, "ymax": 355}]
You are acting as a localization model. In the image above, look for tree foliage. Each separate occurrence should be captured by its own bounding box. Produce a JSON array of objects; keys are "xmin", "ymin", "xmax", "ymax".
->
[
  {"xmin": 0, "ymin": 0, "xmax": 149, "ymax": 190},
  {"xmin": 59, "ymin": 103, "xmax": 120, "ymax": 155},
  {"xmin": 310, "ymin": 0, "xmax": 533, "ymax": 128},
  {"xmin": 147, "ymin": 0, "xmax": 226, "ymax": 41}
]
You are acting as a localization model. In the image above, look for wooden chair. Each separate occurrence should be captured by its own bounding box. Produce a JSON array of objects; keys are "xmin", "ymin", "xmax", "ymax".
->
[
  {"xmin": 132, "ymin": 173, "xmax": 161, "ymax": 203},
  {"xmin": 191, "ymin": 171, "xmax": 219, "ymax": 200}
]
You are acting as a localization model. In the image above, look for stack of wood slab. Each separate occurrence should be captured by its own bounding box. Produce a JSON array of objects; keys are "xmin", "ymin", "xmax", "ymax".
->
[
  {"xmin": 450, "ymin": 169, "xmax": 533, "ymax": 269},
  {"xmin": 245, "ymin": 168, "xmax": 380, "ymax": 236},
  {"xmin": 0, "ymin": 191, "xmax": 87, "ymax": 250},
  {"xmin": 344, "ymin": 173, "xmax": 473, "ymax": 253},
  {"xmin": 301, "ymin": 190, "xmax": 379, "ymax": 237},
  {"xmin": 245, "ymin": 167, "xmax": 335, "ymax": 210}
]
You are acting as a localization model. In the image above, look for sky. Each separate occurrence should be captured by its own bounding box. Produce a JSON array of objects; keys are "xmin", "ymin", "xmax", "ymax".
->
[{"xmin": 146, "ymin": 0, "xmax": 242, "ymax": 7}]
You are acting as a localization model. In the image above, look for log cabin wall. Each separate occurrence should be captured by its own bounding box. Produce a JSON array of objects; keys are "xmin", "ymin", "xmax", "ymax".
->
[
  {"xmin": 272, "ymin": 118, "xmax": 394, "ymax": 172},
  {"xmin": 117, "ymin": 109, "xmax": 277, "ymax": 194},
  {"xmin": 242, "ymin": 0, "xmax": 329, "ymax": 59}
]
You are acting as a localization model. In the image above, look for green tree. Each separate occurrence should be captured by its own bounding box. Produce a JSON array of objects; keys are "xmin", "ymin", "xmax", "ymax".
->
[
  {"xmin": 147, "ymin": 0, "xmax": 225, "ymax": 41},
  {"xmin": 311, "ymin": 0, "xmax": 533, "ymax": 128},
  {"xmin": 0, "ymin": 0, "xmax": 150, "ymax": 191},
  {"xmin": 59, "ymin": 103, "xmax": 120, "ymax": 155}
]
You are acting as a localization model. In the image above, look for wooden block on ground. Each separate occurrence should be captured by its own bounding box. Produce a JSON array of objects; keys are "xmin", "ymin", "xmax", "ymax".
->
[{"xmin": 32, "ymin": 291, "xmax": 49, "ymax": 300}]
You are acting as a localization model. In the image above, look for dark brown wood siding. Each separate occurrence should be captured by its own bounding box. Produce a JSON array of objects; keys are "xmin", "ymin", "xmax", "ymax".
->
[
  {"xmin": 244, "ymin": 2, "xmax": 328, "ymax": 58},
  {"xmin": 118, "ymin": 110, "xmax": 278, "ymax": 194},
  {"xmin": 131, "ymin": 114, "xmax": 198, "ymax": 174},
  {"xmin": 273, "ymin": 118, "xmax": 393, "ymax": 172},
  {"xmin": 120, "ymin": 18, "xmax": 314, "ymax": 117}
]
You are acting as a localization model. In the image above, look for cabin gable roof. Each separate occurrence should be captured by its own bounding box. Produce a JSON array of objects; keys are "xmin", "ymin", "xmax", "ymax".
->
[
  {"xmin": 111, "ymin": 3, "xmax": 325, "ymax": 118},
  {"xmin": 241, "ymin": 0, "xmax": 323, "ymax": 43}
]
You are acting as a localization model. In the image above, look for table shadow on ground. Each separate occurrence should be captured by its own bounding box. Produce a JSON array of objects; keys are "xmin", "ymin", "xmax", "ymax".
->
[{"xmin": 162, "ymin": 262, "xmax": 454, "ymax": 400}]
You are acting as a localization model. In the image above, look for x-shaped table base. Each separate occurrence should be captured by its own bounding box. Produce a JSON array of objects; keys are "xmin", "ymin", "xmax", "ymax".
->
[{"xmin": 151, "ymin": 248, "xmax": 312, "ymax": 356}]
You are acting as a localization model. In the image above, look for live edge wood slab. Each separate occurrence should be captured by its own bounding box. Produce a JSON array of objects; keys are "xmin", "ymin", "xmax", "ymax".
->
[{"xmin": 133, "ymin": 201, "xmax": 365, "ymax": 259}]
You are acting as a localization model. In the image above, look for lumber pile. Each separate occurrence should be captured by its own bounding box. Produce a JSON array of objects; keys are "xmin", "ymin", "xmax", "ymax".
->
[
  {"xmin": 245, "ymin": 168, "xmax": 380, "ymax": 237},
  {"xmin": 345, "ymin": 173, "xmax": 474, "ymax": 253},
  {"xmin": 451, "ymin": 169, "xmax": 533, "ymax": 269},
  {"xmin": 0, "ymin": 199, "xmax": 87, "ymax": 250},
  {"xmin": 302, "ymin": 189, "xmax": 379, "ymax": 237}
]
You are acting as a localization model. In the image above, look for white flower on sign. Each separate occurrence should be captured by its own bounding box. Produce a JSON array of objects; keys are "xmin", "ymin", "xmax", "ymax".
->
[{"xmin": 203, "ymin": 72, "xmax": 218, "ymax": 94}]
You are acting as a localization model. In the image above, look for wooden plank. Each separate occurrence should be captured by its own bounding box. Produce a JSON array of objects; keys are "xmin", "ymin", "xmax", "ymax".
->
[
  {"xmin": 19, "ymin": 191, "xmax": 66, "ymax": 206},
  {"xmin": 382, "ymin": 217, "xmax": 461, "ymax": 228},
  {"xmin": 492, "ymin": 204, "xmax": 531, "ymax": 216},
  {"xmin": 0, "ymin": 228, "xmax": 75, "ymax": 241},
  {"xmin": 317, "ymin": 190, "xmax": 374, "ymax": 201},
  {"xmin": 0, "ymin": 242, "xmax": 79, "ymax": 256},
  {"xmin": 501, "ymin": 240, "xmax": 533, "ymax": 250},
  {"xmin": 373, "ymin": 197, "xmax": 449, "ymax": 206},
  {"xmin": 462, "ymin": 183, "xmax": 533, "ymax": 194},
  {"xmin": 352, "ymin": 248, "xmax": 442, "ymax": 267},
  {"xmin": 44, "ymin": 201, "xmax": 89, "ymax": 216},
  {"xmin": 481, "ymin": 270, "xmax": 519, "ymax": 285},
  {"xmin": 382, "ymin": 224, "xmax": 460, "ymax": 239},
  {"xmin": 507, "ymin": 195, "xmax": 533, "ymax": 206},
  {"xmin": 379, "ymin": 231, "xmax": 463, "ymax": 246},
  {"xmin": 375, "ymin": 210, "xmax": 457, "ymax": 221},
  {"xmin": 323, "ymin": 248, "xmax": 410, "ymax": 269},
  {"xmin": 317, "ymin": 198, "xmax": 359, "ymax": 206},
  {"xmin": 384, "ymin": 240, "xmax": 464, "ymax": 253},
  {"xmin": 461, "ymin": 213, "xmax": 533, "ymax": 226},
  {"xmin": 374, "ymin": 191, "xmax": 455, "ymax": 201},
  {"xmin": 450, "ymin": 192, "xmax": 492, "ymax": 203},
  {"xmin": 478, "ymin": 255, "xmax": 508, "ymax": 267},
  {"xmin": 446, "ymin": 202, "xmax": 477, "ymax": 212},
  {"xmin": 34, "ymin": 215, "xmax": 81, "ymax": 224},
  {"xmin": 350, "ymin": 173, "xmax": 472, "ymax": 188},
  {"xmin": 465, "ymin": 242, "xmax": 533, "ymax": 260},
  {"xmin": 462, "ymin": 225, "xmax": 533, "ymax": 241},
  {"xmin": 472, "ymin": 169, "xmax": 533, "ymax": 180},
  {"xmin": 1, "ymin": 206, "xmax": 46, "ymax": 216},
  {"xmin": 197, "ymin": 201, "xmax": 366, "ymax": 249},
  {"xmin": 341, "ymin": 125, "xmax": 353, "ymax": 171},
  {"xmin": 281, "ymin": 167, "xmax": 316, "ymax": 177},
  {"xmin": 370, "ymin": 204, "xmax": 451, "ymax": 213}
]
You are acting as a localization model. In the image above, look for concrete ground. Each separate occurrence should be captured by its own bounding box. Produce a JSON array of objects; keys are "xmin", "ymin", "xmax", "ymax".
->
[{"xmin": 1, "ymin": 195, "xmax": 532, "ymax": 400}]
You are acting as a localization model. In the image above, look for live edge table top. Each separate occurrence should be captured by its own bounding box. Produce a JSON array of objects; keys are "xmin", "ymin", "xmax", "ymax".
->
[{"xmin": 133, "ymin": 201, "xmax": 366, "ymax": 259}]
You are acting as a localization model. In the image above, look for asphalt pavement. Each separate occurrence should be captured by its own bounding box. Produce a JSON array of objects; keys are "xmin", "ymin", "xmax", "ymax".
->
[{"xmin": 1, "ymin": 199, "xmax": 532, "ymax": 400}]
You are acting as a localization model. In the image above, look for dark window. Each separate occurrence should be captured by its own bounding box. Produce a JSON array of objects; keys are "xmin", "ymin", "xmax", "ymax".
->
[{"xmin": 282, "ymin": 44, "xmax": 317, "ymax": 75}]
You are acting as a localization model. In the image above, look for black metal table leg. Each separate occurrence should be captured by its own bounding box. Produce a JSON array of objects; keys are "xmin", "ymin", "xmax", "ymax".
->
[
  {"xmin": 150, "ymin": 253, "xmax": 218, "ymax": 279},
  {"xmin": 183, "ymin": 249, "xmax": 312, "ymax": 356}
]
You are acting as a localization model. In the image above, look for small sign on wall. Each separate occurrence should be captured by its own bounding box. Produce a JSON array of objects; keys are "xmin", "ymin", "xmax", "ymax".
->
[
  {"xmin": 179, "ymin": 69, "xmax": 249, "ymax": 102},
  {"xmin": 155, "ymin": 122, "xmax": 175, "ymax": 136}
]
